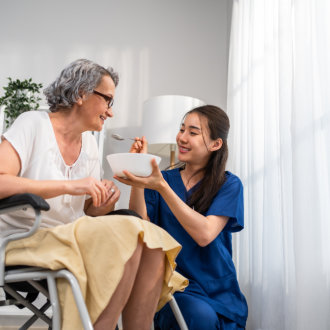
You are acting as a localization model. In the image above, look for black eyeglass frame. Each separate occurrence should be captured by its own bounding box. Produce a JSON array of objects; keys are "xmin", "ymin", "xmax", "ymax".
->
[{"xmin": 93, "ymin": 90, "xmax": 114, "ymax": 108}]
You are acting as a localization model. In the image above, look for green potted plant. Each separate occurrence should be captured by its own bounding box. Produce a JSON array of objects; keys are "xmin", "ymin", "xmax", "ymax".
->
[{"xmin": 0, "ymin": 77, "xmax": 43, "ymax": 129}]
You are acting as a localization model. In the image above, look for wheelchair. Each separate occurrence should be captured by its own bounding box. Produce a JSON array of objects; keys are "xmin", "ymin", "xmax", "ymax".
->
[
  {"xmin": 0, "ymin": 193, "xmax": 93, "ymax": 329},
  {"xmin": 0, "ymin": 193, "xmax": 188, "ymax": 330}
]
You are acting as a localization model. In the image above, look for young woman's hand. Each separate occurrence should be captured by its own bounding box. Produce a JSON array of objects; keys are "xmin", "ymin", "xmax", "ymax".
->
[
  {"xmin": 129, "ymin": 136, "xmax": 148, "ymax": 154},
  {"xmin": 114, "ymin": 158, "xmax": 165, "ymax": 192}
]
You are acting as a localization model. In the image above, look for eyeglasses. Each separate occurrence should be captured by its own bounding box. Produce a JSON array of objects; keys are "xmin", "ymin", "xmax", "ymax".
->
[{"xmin": 93, "ymin": 90, "xmax": 114, "ymax": 108}]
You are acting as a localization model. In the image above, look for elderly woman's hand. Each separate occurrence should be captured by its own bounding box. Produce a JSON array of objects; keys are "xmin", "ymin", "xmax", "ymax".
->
[
  {"xmin": 68, "ymin": 177, "xmax": 108, "ymax": 207},
  {"xmin": 68, "ymin": 177, "xmax": 119, "ymax": 208},
  {"xmin": 129, "ymin": 136, "xmax": 148, "ymax": 154},
  {"xmin": 99, "ymin": 179, "xmax": 120, "ymax": 208},
  {"xmin": 78, "ymin": 178, "xmax": 120, "ymax": 216},
  {"xmin": 114, "ymin": 158, "xmax": 165, "ymax": 192}
]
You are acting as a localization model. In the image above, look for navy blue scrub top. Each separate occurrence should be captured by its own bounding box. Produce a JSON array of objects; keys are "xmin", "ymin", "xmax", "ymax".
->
[{"xmin": 145, "ymin": 169, "xmax": 248, "ymax": 327}]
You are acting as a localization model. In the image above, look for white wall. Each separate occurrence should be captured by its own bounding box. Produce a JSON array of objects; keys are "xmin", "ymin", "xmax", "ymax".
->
[
  {"xmin": 0, "ymin": 0, "xmax": 232, "ymax": 324},
  {"xmin": 0, "ymin": 0, "xmax": 232, "ymax": 209}
]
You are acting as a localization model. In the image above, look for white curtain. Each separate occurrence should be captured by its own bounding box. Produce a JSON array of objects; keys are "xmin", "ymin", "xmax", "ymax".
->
[{"xmin": 227, "ymin": 1, "xmax": 330, "ymax": 329}]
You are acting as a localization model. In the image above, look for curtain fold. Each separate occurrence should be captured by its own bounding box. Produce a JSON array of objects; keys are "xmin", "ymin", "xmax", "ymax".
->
[{"xmin": 227, "ymin": 1, "xmax": 330, "ymax": 329}]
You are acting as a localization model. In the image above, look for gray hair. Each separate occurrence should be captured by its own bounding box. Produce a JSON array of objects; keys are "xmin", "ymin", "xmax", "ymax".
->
[{"xmin": 44, "ymin": 59, "xmax": 119, "ymax": 112}]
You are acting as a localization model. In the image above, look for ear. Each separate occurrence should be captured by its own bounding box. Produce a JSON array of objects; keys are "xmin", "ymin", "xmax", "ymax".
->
[
  {"xmin": 76, "ymin": 93, "xmax": 86, "ymax": 106},
  {"xmin": 209, "ymin": 138, "xmax": 223, "ymax": 152}
]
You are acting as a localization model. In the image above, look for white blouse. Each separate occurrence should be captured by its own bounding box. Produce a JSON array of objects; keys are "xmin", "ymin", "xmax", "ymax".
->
[{"xmin": 0, "ymin": 111, "xmax": 101, "ymax": 237}]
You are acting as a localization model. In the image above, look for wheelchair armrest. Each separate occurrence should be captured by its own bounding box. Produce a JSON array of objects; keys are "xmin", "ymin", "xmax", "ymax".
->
[
  {"xmin": 0, "ymin": 193, "xmax": 50, "ymax": 213},
  {"xmin": 0, "ymin": 194, "xmax": 50, "ymax": 286}
]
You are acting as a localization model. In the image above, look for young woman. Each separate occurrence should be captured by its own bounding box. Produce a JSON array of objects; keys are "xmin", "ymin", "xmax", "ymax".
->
[
  {"xmin": 116, "ymin": 105, "xmax": 248, "ymax": 329},
  {"xmin": 0, "ymin": 59, "xmax": 187, "ymax": 330}
]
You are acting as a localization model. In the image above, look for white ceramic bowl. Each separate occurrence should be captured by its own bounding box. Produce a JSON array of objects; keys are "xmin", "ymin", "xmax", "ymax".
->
[{"xmin": 106, "ymin": 153, "xmax": 161, "ymax": 177}]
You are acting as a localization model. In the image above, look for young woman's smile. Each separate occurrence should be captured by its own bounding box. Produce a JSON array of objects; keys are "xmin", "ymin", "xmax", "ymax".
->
[{"xmin": 176, "ymin": 113, "xmax": 213, "ymax": 167}]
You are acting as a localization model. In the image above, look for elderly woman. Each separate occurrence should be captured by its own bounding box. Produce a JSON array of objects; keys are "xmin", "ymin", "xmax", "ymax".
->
[{"xmin": 0, "ymin": 59, "xmax": 187, "ymax": 330}]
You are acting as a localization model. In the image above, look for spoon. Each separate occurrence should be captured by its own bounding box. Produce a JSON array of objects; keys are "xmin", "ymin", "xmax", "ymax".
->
[{"xmin": 111, "ymin": 133, "xmax": 135, "ymax": 141}]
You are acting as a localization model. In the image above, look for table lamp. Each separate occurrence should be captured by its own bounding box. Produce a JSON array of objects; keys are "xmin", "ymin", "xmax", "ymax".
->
[{"xmin": 142, "ymin": 95, "xmax": 205, "ymax": 168}]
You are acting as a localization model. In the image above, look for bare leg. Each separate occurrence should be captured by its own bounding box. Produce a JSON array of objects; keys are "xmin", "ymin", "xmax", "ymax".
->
[
  {"xmin": 122, "ymin": 243, "xmax": 165, "ymax": 330},
  {"xmin": 94, "ymin": 239, "xmax": 143, "ymax": 330}
]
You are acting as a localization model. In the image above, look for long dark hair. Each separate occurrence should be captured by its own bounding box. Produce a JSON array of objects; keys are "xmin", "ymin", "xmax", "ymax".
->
[{"xmin": 184, "ymin": 105, "xmax": 230, "ymax": 214}]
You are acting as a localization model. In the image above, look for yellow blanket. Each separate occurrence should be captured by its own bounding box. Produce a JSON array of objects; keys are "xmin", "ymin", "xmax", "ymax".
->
[{"xmin": 5, "ymin": 215, "xmax": 188, "ymax": 329}]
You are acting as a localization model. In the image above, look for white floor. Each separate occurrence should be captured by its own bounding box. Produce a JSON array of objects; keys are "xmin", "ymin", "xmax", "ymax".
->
[
  {"xmin": 0, "ymin": 289, "xmax": 135, "ymax": 330},
  {"xmin": 0, "ymin": 305, "xmax": 49, "ymax": 329}
]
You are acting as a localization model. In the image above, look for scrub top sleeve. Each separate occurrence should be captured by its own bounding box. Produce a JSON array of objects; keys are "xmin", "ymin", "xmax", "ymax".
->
[
  {"xmin": 206, "ymin": 174, "xmax": 244, "ymax": 233},
  {"xmin": 2, "ymin": 112, "xmax": 36, "ymax": 176},
  {"xmin": 144, "ymin": 188, "xmax": 160, "ymax": 225}
]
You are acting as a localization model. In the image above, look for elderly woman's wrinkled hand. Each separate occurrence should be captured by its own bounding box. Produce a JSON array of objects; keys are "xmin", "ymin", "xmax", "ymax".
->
[
  {"xmin": 100, "ymin": 179, "xmax": 120, "ymax": 207},
  {"xmin": 69, "ymin": 177, "xmax": 111, "ymax": 208}
]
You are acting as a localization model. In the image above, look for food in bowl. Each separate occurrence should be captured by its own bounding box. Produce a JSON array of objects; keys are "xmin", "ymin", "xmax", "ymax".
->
[{"xmin": 106, "ymin": 153, "xmax": 161, "ymax": 177}]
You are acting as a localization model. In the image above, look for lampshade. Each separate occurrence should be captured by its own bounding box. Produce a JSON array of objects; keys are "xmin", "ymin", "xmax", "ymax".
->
[{"xmin": 142, "ymin": 95, "xmax": 205, "ymax": 166}]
